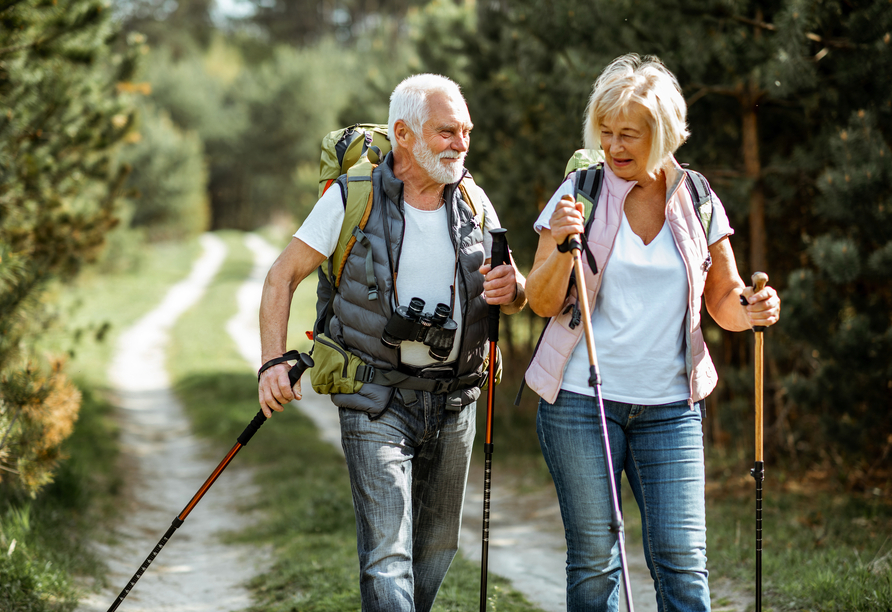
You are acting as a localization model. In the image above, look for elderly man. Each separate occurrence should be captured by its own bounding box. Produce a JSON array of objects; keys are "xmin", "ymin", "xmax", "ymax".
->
[{"xmin": 258, "ymin": 73, "xmax": 526, "ymax": 612}]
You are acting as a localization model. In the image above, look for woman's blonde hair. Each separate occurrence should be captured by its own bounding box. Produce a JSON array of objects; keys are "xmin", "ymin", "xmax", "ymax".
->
[{"xmin": 583, "ymin": 54, "xmax": 689, "ymax": 176}]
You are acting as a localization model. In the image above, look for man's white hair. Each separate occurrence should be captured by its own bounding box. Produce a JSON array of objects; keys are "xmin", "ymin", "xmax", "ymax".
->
[
  {"xmin": 583, "ymin": 54, "xmax": 690, "ymax": 176},
  {"xmin": 388, "ymin": 74, "xmax": 464, "ymax": 145}
]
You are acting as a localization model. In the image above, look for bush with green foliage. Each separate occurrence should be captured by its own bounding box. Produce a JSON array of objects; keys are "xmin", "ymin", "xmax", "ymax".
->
[
  {"xmin": 142, "ymin": 35, "xmax": 379, "ymax": 229},
  {"xmin": 119, "ymin": 101, "xmax": 210, "ymax": 241},
  {"xmin": 0, "ymin": 0, "xmax": 139, "ymax": 495}
]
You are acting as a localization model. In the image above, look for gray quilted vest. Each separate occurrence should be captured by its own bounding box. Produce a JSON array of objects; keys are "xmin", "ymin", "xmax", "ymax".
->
[{"xmin": 329, "ymin": 153, "xmax": 490, "ymax": 416}]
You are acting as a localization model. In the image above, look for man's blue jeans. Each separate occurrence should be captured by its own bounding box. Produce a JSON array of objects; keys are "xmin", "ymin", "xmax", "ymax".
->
[
  {"xmin": 537, "ymin": 391, "xmax": 710, "ymax": 612},
  {"xmin": 339, "ymin": 391, "xmax": 476, "ymax": 612}
]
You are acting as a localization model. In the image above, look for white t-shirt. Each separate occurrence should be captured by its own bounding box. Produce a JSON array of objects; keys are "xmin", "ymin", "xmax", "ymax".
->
[
  {"xmin": 535, "ymin": 176, "xmax": 733, "ymax": 404},
  {"xmin": 296, "ymin": 182, "xmax": 501, "ymax": 367}
]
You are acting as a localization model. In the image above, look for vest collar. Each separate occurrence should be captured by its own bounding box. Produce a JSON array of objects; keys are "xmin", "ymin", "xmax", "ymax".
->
[
  {"xmin": 380, "ymin": 150, "xmax": 463, "ymax": 214},
  {"xmin": 380, "ymin": 152, "xmax": 405, "ymax": 205},
  {"xmin": 601, "ymin": 162, "xmax": 638, "ymax": 201},
  {"xmin": 599, "ymin": 156, "xmax": 686, "ymax": 205},
  {"xmin": 663, "ymin": 156, "xmax": 686, "ymax": 204}
]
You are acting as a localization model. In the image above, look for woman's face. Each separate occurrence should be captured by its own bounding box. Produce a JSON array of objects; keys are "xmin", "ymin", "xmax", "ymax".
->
[{"xmin": 599, "ymin": 102, "xmax": 654, "ymax": 184}]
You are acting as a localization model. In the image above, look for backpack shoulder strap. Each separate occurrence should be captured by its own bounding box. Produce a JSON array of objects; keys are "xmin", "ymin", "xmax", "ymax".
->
[
  {"xmin": 570, "ymin": 163, "xmax": 602, "ymax": 275},
  {"xmin": 457, "ymin": 173, "xmax": 485, "ymax": 228},
  {"xmin": 573, "ymin": 164, "xmax": 603, "ymax": 226},
  {"xmin": 331, "ymin": 158, "xmax": 378, "ymax": 300},
  {"xmin": 683, "ymin": 169, "xmax": 713, "ymax": 239}
]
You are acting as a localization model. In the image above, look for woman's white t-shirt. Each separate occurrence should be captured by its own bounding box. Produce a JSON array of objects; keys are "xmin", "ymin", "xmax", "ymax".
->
[
  {"xmin": 535, "ymin": 177, "xmax": 733, "ymax": 404},
  {"xmin": 296, "ymin": 184, "xmax": 500, "ymax": 367}
]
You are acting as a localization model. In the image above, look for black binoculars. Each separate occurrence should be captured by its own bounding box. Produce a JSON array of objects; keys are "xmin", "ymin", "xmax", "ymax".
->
[{"xmin": 381, "ymin": 297, "xmax": 458, "ymax": 361}]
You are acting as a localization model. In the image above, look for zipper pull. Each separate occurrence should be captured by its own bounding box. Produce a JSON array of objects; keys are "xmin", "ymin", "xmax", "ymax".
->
[{"xmin": 702, "ymin": 253, "xmax": 712, "ymax": 273}]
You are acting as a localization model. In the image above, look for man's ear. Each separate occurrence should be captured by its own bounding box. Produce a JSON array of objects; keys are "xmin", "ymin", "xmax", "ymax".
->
[{"xmin": 392, "ymin": 119, "xmax": 414, "ymax": 149}]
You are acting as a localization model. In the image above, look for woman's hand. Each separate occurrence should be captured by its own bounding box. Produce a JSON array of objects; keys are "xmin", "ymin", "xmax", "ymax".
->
[
  {"xmin": 550, "ymin": 195, "xmax": 586, "ymax": 248},
  {"xmin": 740, "ymin": 284, "xmax": 781, "ymax": 329}
]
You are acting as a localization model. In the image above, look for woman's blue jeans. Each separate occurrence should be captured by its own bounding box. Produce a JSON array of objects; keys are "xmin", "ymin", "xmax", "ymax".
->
[
  {"xmin": 537, "ymin": 391, "xmax": 710, "ymax": 612},
  {"xmin": 339, "ymin": 391, "xmax": 475, "ymax": 612}
]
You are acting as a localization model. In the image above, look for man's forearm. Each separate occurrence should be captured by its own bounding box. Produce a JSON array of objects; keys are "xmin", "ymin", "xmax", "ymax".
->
[{"xmin": 259, "ymin": 279, "xmax": 297, "ymax": 364}]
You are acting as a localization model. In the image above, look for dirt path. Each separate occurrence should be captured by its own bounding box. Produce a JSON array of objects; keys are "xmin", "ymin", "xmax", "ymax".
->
[{"xmin": 78, "ymin": 234, "xmax": 268, "ymax": 612}]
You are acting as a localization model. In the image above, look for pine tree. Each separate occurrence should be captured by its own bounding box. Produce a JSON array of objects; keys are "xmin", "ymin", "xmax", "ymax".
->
[
  {"xmin": 412, "ymin": 0, "xmax": 892, "ymax": 472},
  {"xmin": 0, "ymin": 0, "xmax": 141, "ymax": 495},
  {"xmin": 784, "ymin": 109, "xmax": 892, "ymax": 472}
]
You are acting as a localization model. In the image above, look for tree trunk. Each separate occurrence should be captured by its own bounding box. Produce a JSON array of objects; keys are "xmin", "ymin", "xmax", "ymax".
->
[{"xmin": 742, "ymin": 77, "xmax": 767, "ymax": 276}]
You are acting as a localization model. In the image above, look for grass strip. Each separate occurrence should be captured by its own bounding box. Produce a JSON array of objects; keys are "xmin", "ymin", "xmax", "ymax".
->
[{"xmin": 168, "ymin": 231, "xmax": 545, "ymax": 611}]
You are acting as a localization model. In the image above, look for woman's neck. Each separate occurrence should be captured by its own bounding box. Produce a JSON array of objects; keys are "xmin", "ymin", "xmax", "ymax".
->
[{"xmin": 632, "ymin": 168, "xmax": 666, "ymax": 199}]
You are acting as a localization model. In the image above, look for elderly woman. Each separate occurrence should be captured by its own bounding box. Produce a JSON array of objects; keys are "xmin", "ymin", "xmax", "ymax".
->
[{"xmin": 524, "ymin": 54, "xmax": 781, "ymax": 611}]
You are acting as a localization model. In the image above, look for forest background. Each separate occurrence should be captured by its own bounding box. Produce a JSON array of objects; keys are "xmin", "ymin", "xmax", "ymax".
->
[{"xmin": 1, "ymin": 0, "xmax": 891, "ymax": 609}]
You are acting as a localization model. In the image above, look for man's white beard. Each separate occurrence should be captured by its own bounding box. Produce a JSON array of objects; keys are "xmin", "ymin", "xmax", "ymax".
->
[{"xmin": 414, "ymin": 140, "xmax": 465, "ymax": 184}]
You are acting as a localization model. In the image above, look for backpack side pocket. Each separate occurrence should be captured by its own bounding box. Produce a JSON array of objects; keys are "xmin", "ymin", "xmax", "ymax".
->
[{"xmin": 309, "ymin": 332, "xmax": 366, "ymax": 395}]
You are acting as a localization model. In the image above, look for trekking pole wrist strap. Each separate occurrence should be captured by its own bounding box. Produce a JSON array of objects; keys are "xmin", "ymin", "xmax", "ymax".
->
[
  {"xmin": 557, "ymin": 235, "xmax": 599, "ymax": 275},
  {"xmin": 258, "ymin": 350, "xmax": 303, "ymax": 381},
  {"xmin": 557, "ymin": 236, "xmax": 580, "ymax": 253}
]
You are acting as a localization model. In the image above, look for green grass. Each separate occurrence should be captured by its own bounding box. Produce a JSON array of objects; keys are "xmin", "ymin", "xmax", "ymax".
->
[
  {"xmin": 167, "ymin": 231, "xmax": 545, "ymax": 611},
  {"xmin": 702, "ymin": 473, "xmax": 892, "ymax": 611},
  {"xmin": 0, "ymin": 238, "xmax": 200, "ymax": 612}
]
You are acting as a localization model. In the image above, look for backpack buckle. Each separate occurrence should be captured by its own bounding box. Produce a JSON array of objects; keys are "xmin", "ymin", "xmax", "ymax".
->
[
  {"xmin": 356, "ymin": 365, "xmax": 376, "ymax": 384},
  {"xmin": 432, "ymin": 378, "xmax": 458, "ymax": 395}
]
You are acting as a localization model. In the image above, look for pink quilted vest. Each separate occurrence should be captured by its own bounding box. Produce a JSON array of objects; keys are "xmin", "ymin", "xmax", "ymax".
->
[{"xmin": 525, "ymin": 161, "xmax": 718, "ymax": 405}]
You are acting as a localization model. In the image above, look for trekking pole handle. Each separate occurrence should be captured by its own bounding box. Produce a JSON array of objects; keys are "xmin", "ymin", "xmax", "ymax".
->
[
  {"xmin": 752, "ymin": 272, "xmax": 768, "ymax": 293},
  {"xmin": 740, "ymin": 272, "xmax": 769, "ymax": 332},
  {"xmin": 487, "ymin": 228, "xmax": 510, "ymax": 343},
  {"xmin": 490, "ymin": 228, "xmax": 510, "ymax": 269},
  {"xmin": 239, "ymin": 352, "xmax": 314, "ymax": 446}
]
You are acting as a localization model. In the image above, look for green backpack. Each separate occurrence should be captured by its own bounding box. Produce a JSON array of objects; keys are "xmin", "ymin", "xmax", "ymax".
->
[{"xmin": 309, "ymin": 123, "xmax": 487, "ymax": 396}]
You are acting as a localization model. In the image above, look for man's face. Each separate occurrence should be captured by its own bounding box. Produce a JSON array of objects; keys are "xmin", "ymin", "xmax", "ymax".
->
[{"xmin": 412, "ymin": 91, "xmax": 473, "ymax": 184}]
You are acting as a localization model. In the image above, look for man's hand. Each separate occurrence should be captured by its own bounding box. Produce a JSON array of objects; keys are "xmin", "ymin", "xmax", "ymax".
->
[
  {"xmin": 479, "ymin": 261, "xmax": 518, "ymax": 305},
  {"xmin": 258, "ymin": 363, "xmax": 303, "ymax": 418}
]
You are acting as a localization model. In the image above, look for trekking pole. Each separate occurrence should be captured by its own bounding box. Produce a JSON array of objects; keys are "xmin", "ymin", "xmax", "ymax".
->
[
  {"xmin": 741, "ymin": 272, "xmax": 768, "ymax": 612},
  {"xmin": 106, "ymin": 352, "xmax": 314, "ymax": 612},
  {"xmin": 479, "ymin": 228, "xmax": 510, "ymax": 612},
  {"xmin": 566, "ymin": 232, "xmax": 635, "ymax": 612}
]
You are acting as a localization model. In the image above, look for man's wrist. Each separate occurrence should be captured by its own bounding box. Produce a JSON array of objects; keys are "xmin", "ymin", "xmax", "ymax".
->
[
  {"xmin": 503, "ymin": 281, "xmax": 527, "ymax": 312},
  {"xmin": 258, "ymin": 354, "xmax": 287, "ymax": 380}
]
